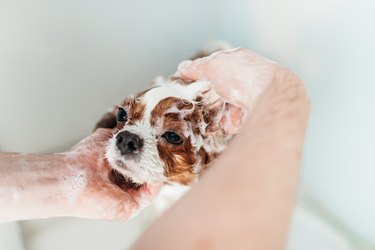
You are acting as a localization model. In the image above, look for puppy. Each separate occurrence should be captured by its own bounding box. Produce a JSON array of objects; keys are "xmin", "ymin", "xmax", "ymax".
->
[{"xmin": 96, "ymin": 58, "xmax": 242, "ymax": 190}]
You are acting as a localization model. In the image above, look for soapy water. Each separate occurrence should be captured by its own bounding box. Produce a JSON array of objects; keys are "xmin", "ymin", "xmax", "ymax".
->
[{"xmin": 61, "ymin": 167, "xmax": 88, "ymax": 204}]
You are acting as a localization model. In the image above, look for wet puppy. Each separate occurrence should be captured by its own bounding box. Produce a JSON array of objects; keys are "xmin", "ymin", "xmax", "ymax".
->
[{"xmin": 96, "ymin": 76, "xmax": 242, "ymax": 190}]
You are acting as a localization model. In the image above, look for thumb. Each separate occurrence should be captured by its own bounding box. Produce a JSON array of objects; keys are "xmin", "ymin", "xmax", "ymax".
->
[
  {"xmin": 176, "ymin": 59, "xmax": 205, "ymax": 81},
  {"xmin": 92, "ymin": 128, "xmax": 114, "ymax": 142}
]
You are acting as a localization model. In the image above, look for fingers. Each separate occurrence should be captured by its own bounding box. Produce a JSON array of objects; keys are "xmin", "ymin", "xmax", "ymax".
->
[
  {"xmin": 176, "ymin": 48, "xmax": 223, "ymax": 80},
  {"xmin": 70, "ymin": 128, "xmax": 113, "ymax": 152},
  {"xmin": 139, "ymin": 183, "xmax": 163, "ymax": 200},
  {"xmin": 180, "ymin": 48, "xmax": 279, "ymax": 106},
  {"xmin": 85, "ymin": 128, "xmax": 115, "ymax": 155},
  {"xmin": 91, "ymin": 128, "xmax": 115, "ymax": 142},
  {"xmin": 177, "ymin": 48, "xmax": 275, "ymax": 81},
  {"xmin": 88, "ymin": 185, "xmax": 136, "ymax": 220},
  {"xmin": 95, "ymin": 174, "xmax": 163, "ymax": 217},
  {"xmin": 101, "ymin": 182, "xmax": 163, "ymax": 220},
  {"xmin": 176, "ymin": 48, "xmax": 245, "ymax": 81},
  {"xmin": 176, "ymin": 60, "xmax": 200, "ymax": 81},
  {"xmin": 126, "ymin": 183, "xmax": 163, "ymax": 207}
]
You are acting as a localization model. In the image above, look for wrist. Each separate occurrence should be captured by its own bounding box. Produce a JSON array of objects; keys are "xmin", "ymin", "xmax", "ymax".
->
[
  {"xmin": 0, "ymin": 153, "xmax": 80, "ymax": 221},
  {"xmin": 58, "ymin": 153, "xmax": 92, "ymax": 218}
]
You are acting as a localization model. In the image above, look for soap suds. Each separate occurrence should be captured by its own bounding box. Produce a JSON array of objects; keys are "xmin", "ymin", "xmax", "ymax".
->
[{"xmin": 61, "ymin": 168, "xmax": 87, "ymax": 203}]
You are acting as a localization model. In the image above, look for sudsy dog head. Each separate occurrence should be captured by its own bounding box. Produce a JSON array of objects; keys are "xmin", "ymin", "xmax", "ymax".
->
[{"xmin": 105, "ymin": 78, "xmax": 242, "ymax": 186}]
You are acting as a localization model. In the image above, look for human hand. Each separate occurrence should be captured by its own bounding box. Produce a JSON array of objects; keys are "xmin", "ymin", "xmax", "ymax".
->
[
  {"xmin": 175, "ymin": 48, "xmax": 304, "ymax": 134},
  {"xmin": 134, "ymin": 49, "xmax": 310, "ymax": 250},
  {"xmin": 64, "ymin": 129, "xmax": 162, "ymax": 220},
  {"xmin": 176, "ymin": 48, "xmax": 278, "ymax": 110}
]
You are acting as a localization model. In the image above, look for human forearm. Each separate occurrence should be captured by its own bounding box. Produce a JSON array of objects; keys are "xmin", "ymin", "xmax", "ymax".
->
[
  {"xmin": 0, "ymin": 129, "xmax": 162, "ymax": 222},
  {"xmin": 0, "ymin": 153, "xmax": 74, "ymax": 221},
  {"xmin": 134, "ymin": 66, "xmax": 310, "ymax": 249},
  {"xmin": 203, "ymin": 69, "xmax": 310, "ymax": 249}
]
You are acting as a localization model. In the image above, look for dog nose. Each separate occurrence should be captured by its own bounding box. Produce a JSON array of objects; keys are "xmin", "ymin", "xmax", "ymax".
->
[{"xmin": 116, "ymin": 131, "xmax": 143, "ymax": 155}]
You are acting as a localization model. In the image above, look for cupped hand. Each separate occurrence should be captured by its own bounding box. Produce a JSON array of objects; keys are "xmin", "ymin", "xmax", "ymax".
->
[
  {"xmin": 64, "ymin": 129, "xmax": 162, "ymax": 220},
  {"xmin": 176, "ymin": 48, "xmax": 278, "ymax": 111}
]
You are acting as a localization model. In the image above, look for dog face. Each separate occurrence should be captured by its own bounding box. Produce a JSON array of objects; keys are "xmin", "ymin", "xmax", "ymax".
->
[{"xmin": 105, "ymin": 78, "xmax": 240, "ymax": 186}]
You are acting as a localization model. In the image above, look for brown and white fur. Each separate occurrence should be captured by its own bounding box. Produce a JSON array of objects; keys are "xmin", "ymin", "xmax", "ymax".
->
[{"xmin": 96, "ymin": 75, "xmax": 241, "ymax": 189}]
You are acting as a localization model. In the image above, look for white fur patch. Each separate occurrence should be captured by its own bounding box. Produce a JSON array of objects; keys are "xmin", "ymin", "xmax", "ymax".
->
[
  {"xmin": 106, "ymin": 120, "xmax": 166, "ymax": 184},
  {"xmin": 142, "ymin": 80, "xmax": 210, "ymax": 117}
]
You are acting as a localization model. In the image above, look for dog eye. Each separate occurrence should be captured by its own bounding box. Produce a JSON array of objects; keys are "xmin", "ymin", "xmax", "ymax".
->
[
  {"xmin": 162, "ymin": 131, "xmax": 183, "ymax": 145},
  {"xmin": 117, "ymin": 107, "xmax": 128, "ymax": 122}
]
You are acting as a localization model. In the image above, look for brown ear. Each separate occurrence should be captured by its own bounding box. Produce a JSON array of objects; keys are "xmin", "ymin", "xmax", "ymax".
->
[
  {"xmin": 219, "ymin": 103, "xmax": 243, "ymax": 135},
  {"xmin": 188, "ymin": 81, "xmax": 243, "ymax": 136},
  {"xmin": 175, "ymin": 78, "xmax": 244, "ymax": 136},
  {"xmin": 203, "ymin": 102, "xmax": 243, "ymax": 136},
  {"xmin": 94, "ymin": 111, "xmax": 117, "ymax": 131}
]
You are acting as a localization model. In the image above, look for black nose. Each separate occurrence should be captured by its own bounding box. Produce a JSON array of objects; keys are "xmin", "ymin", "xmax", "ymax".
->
[{"xmin": 116, "ymin": 131, "xmax": 143, "ymax": 155}]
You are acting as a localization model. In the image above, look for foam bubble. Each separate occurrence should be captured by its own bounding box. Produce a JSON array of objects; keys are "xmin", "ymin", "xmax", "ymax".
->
[{"xmin": 61, "ymin": 168, "xmax": 87, "ymax": 203}]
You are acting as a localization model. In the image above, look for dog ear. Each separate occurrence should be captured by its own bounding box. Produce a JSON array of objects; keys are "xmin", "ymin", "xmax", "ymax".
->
[
  {"xmin": 94, "ymin": 111, "xmax": 117, "ymax": 131},
  {"xmin": 202, "ymin": 101, "xmax": 243, "ymax": 136},
  {"xmin": 185, "ymin": 80, "xmax": 244, "ymax": 136},
  {"xmin": 218, "ymin": 102, "xmax": 243, "ymax": 135}
]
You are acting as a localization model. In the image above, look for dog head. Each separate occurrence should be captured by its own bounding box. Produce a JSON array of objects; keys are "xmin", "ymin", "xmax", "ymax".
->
[{"xmin": 105, "ymin": 77, "xmax": 242, "ymax": 187}]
